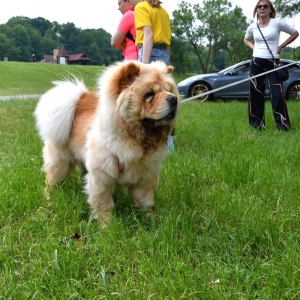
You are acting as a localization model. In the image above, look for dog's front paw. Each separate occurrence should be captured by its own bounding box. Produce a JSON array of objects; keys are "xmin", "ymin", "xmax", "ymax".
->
[
  {"xmin": 144, "ymin": 205, "xmax": 156, "ymax": 218},
  {"xmin": 44, "ymin": 186, "xmax": 51, "ymax": 200},
  {"xmin": 91, "ymin": 208, "xmax": 115, "ymax": 228},
  {"xmin": 134, "ymin": 204, "xmax": 156, "ymax": 218}
]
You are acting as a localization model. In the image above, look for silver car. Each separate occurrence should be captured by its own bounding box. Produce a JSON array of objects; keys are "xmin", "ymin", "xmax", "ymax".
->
[{"xmin": 177, "ymin": 59, "xmax": 300, "ymax": 101}]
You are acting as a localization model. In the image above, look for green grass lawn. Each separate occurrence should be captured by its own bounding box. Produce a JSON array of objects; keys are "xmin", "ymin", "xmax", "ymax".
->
[
  {"xmin": 0, "ymin": 61, "xmax": 192, "ymax": 96},
  {"xmin": 1, "ymin": 63, "xmax": 300, "ymax": 299},
  {"xmin": 0, "ymin": 62, "xmax": 105, "ymax": 96}
]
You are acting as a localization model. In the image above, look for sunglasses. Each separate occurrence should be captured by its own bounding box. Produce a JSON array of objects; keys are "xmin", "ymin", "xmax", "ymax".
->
[{"xmin": 257, "ymin": 4, "xmax": 270, "ymax": 9}]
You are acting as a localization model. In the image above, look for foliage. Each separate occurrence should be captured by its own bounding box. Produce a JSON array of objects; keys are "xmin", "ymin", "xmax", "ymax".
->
[
  {"xmin": 0, "ymin": 7, "xmax": 298, "ymax": 72},
  {"xmin": 274, "ymin": 0, "xmax": 300, "ymax": 17},
  {"xmin": 0, "ymin": 16, "xmax": 122, "ymax": 65},
  {"xmin": 170, "ymin": 36, "xmax": 194, "ymax": 73},
  {"xmin": 171, "ymin": 0, "xmax": 253, "ymax": 73},
  {"xmin": 219, "ymin": 5, "xmax": 253, "ymax": 65},
  {"xmin": 280, "ymin": 46, "xmax": 299, "ymax": 60},
  {"xmin": 172, "ymin": 1, "xmax": 208, "ymax": 73}
]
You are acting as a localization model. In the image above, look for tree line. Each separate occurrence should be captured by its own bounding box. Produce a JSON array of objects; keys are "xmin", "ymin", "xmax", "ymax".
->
[
  {"xmin": 0, "ymin": 16, "xmax": 123, "ymax": 66},
  {"xmin": 0, "ymin": 0, "xmax": 299, "ymax": 73},
  {"xmin": 171, "ymin": 0, "xmax": 300, "ymax": 73}
]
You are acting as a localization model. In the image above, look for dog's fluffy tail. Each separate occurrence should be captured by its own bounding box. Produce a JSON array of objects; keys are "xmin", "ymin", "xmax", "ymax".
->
[{"xmin": 34, "ymin": 77, "xmax": 87, "ymax": 145}]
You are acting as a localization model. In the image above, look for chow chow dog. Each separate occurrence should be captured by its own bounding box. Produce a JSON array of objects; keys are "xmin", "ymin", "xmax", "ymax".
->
[{"xmin": 34, "ymin": 60, "xmax": 180, "ymax": 225}]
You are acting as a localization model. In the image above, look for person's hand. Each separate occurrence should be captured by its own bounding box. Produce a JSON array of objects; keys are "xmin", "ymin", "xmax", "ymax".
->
[{"xmin": 276, "ymin": 47, "xmax": 282, "ymax": 55}]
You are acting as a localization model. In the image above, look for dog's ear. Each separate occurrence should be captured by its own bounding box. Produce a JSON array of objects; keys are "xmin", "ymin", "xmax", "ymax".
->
[
  {"xmin": 99, "ymin": 61, "xmax": 141, "ymax": 103},
  {"xmin": 167, "ymin": 66, "xmax": 173, "ymax": 74},
  {"xmin": 119, "ymin": 62, "xmax": 140, "ymax": 90}
]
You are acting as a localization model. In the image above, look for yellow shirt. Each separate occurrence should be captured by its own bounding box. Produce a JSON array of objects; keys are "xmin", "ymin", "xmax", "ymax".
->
[{"xmin": 134, "ymin": 1, "xmax": 171, "ymax": 46}]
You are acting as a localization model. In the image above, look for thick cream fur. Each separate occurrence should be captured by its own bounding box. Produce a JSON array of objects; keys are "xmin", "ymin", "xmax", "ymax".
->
[{"xmin": 34, "ymin": 61, "xmax": 180, "ymax": 224}]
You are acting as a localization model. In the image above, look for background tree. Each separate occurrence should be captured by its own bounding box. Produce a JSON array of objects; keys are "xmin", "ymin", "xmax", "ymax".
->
[
  {"xmin": 0, "ymin": 16, "xmax": 122, "ymax": 64},
  {"xmin": 0, "ymin": 31, "xmax": 8, "ymax": 58},
  {"xmin": 60, "ymin": 23, "xmax": 82, "ymax": 54},
  {"xmin": 39, "ymin": 28, "xmax": 57, "ymax": 57},
  {"xmin": 0, "ymin": 12, "xmax": 298, "ymax": 69},
  {"xmin": 170, "ymin": 36, "xmax": 193, "ymax": 73},
  {"xmin": 274, "ymin": 0, "xmax": 300, "ymax": 17},
  {"xmin": 30, "ymin": 17, "xmax": 52, "ymax": 36},
  {"xmin": 218, "ymin": 6, "xmax": 252, "ymax": 65},
  {"xmin": 172, "ymin": 0, "xmax": 252, "ymax": 73},
  {"xmin": 195, "ymin": 0, "xmax": 235, "ymax": 72},
  {"xmin": 11, "ymin": 24, "xmax": 33, "ymax": 61},
  {"xmin": 172, "ymin": 1, "xmax": 207, "ymax": 73}
]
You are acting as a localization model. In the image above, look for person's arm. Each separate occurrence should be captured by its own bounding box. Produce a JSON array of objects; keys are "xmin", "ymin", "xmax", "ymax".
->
[
  {"xmin": 277, "ymin": 30, "xmax": 299, "ymax": 54},
  {"xmin": 244, "ymin": 38, "xmax": 254, "ymax": 50},
  {"xmin": 142, "ymin": 25, "xmax": 154, "ymax": 64},
  {"xmin": 111, "ymin": 30, "xmax": 126, "ymax": 49}
]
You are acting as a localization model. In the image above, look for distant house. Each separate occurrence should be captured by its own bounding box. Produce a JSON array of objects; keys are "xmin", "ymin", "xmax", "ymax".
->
[{"xmin": 41, "ymin": 44, "xmax": 91, "ymax": 65}]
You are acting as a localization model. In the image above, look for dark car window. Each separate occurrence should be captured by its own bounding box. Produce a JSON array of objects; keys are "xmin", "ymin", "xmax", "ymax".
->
[
  {"xmin": 288, "ymin": 64, "xmax": 300, "ymax": 70},
  {"xmin": 281, "ymin": 61, "xmax": 300, "ymax": 70},
  {"xmin": 235, "ymin": 64, "xmax": 250, "ymax": 74}
]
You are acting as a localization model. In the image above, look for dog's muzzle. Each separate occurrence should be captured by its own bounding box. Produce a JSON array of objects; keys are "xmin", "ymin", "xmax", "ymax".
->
[{"xmin": 142, "ymin": 95, "xmax": 178, "ymax": 127}]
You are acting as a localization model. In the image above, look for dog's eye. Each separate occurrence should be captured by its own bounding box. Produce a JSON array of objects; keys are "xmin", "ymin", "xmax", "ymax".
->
[{"xmin": 144, "ymin": 91, "xmax": 155, "ymax": 102}]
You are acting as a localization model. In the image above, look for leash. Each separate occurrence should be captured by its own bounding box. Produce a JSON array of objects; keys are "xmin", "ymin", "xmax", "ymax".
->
[{"xmin": 180, "ymin": 61, "xmax": 299, "ymax": 104}]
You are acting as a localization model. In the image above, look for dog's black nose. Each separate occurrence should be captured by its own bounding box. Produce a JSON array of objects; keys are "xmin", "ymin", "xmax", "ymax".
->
[{"xmin": 167, "ymin": 95, "xmax": 177, "ymax": 106}]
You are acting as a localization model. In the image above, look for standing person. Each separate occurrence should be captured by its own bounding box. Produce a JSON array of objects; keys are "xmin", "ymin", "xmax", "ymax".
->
[
  {"xmin": 129, "ymin": 0, "xmax": 171, "ymax": 65},
  {"xmin": 244, "ymin": 0, "xmax": 299, "ymax": 131},
  {"xmin": 129, "ymin": 0, "xmax": 175, "ymax": 149},
  {"xmin": 111, "ymin": 0, "xmax": 138, "ymax": 60}
]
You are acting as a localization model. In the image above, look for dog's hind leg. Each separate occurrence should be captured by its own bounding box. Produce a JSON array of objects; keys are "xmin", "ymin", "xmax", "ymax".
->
[{"xmin": 42, "ymin": 142, "xmax": 76, "ymax": 198}]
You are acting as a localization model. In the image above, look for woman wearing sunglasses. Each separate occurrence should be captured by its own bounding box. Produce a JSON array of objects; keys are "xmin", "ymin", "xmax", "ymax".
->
[{"xmin": 244, "ymin": 0, "xmax": 299, "ymax": 131}]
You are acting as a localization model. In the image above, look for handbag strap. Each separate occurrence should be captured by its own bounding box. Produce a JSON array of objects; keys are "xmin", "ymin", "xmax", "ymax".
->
[{"xmin": 256, "ymin": 23, "xmax": 278, "ymax": 66}]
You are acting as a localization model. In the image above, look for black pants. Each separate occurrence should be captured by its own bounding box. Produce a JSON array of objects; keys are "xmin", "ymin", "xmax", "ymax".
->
[{"xmin": 248, "ymin": 57, "xmax": 290, "ymax": 131}]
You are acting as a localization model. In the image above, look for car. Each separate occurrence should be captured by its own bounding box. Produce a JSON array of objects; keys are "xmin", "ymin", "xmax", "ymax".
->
[{"xmin": 177, "ymin": 59, "xmax": 300, "ymax": 101}]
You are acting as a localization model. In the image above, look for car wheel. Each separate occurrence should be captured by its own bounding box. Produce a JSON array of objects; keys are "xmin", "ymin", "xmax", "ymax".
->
[
  {"xmin": 188, "ymin": 82, "xmax": 212, "ymax": 101},
  {"xmin": 287, "ymin": 82, "xmax": 300, "ymax": 100}
]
